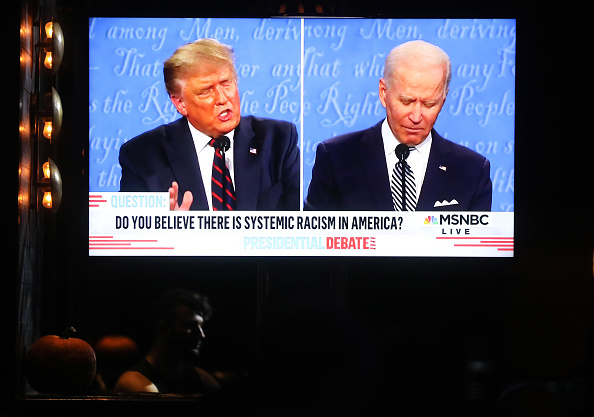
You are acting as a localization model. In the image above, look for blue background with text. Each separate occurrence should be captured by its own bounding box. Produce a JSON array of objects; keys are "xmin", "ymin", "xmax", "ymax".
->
[{"xmin": 89, "ymin": 18, "xmax": 515, "ymax": 211}]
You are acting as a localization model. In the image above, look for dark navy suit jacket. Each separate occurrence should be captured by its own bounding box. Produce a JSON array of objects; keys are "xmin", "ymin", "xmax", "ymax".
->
[
  {"xmin": 304, "ymin": 120, "xmax": 492, "ymax": 211},
  {"xmin": 119, "ymin": 115, "xmax": 300, "ymax": 210}
]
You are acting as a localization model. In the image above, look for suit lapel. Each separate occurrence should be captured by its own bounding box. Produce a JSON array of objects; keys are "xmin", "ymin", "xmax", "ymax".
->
[
  {"xmin": 417, "ymin": 130, "xmax": 449, "ymax": 210},
  {"xmin": 359, "ymin": 121, "xmax": 393, "ymax": 210},
  {"xmin": 233, "ymin": 117, "xmax": 260, "ymax": 210},
  {"xmin": 164, "ymin": 117, "xmax": 209, "ymax": 210}
]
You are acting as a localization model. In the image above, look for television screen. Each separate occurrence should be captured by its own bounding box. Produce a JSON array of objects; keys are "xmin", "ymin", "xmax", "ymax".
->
[{"xmin": 88, "ymin": 17, "xmax": 515, "ymax": 256}]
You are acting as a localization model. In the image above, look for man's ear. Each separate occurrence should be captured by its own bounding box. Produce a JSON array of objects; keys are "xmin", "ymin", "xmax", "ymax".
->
[
  {"xmin": 378, "ymin": 78, "xmax": 387, "ymax": 109},
  {"xmin": 170, "ymin": 95, "xmax": 187, "ymax": 116}
]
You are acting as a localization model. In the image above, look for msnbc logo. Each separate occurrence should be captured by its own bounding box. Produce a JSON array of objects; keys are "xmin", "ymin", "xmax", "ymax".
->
[
  {"xmin": 424, "ymin": 216, "xmax": 439, "ymax": 225},
  {"xmin": 423, "ymin": 214, "xmax": 490, "ymax": 226}
]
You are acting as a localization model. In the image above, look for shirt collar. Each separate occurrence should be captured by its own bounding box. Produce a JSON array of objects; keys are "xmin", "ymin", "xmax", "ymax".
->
[
  {"xmin": 381, "ymin": 118, "xmax": 432, "ymax": 159},
  {"xmin": 187, "ymin": 119, "xmax": 236, "ymax": 153}
]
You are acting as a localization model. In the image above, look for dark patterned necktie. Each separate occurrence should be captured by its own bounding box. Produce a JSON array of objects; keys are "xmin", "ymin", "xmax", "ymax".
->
[
  {"xmin": 391, "ymin": 145, "xmax": 417, "ymax": 211},
  {"xmin": 209, "ymin": 136, "xmax": 236, "ymax": 211}
]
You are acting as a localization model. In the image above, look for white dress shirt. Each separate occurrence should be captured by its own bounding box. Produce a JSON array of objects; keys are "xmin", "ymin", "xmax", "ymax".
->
[
  {"xmin": 381, "ymin": 119, "xmax": 432, "ymax": 202},
  {"xmin": 187, "ymin": 120, "xmax": 236, "ymax": 210}
]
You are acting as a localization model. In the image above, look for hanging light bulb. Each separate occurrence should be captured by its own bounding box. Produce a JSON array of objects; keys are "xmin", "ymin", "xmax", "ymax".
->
[
  {"xmin": 42, "ymin": 119, "xmax": 53, "ymax": 139},
  {"xmin": 39, "ymin": 88, "xmax": 63, "ymax": 142},
  {"xmin": 44, "ymin": 50, "xmax": 53, "ymax": 69},
  {"xmin": 39, "ymin": 20, "xmax": 64, "ymax": 73},
  {"xmin": 45, "ymin": 21, "xmax": 54, "ymax": 39},
  {"xmin": 43, "ymin": 21, "xmax": 54, "ymax": 70},
  {"xmin": 42, "ymin": 191, "xmax": 53, "ymax": 209},
  {"xmin": 39, "ymin": 158, "xmax": 62, "ymax": 212},
  {"xmin": 43, "ymin": 161, "xmax": 51, "ymax": 179}
]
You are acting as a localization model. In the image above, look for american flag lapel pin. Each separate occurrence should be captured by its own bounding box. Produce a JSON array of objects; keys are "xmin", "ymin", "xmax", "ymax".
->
[
  {"xmin": 249, "ymin": 147, "xmax": 257, "ymax": 155},
  {"xmin": 439, "ymin": 165, "xmax": 447, "ymax": 171}
]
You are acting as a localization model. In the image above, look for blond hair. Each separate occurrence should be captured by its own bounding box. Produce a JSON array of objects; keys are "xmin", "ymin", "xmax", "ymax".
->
[{"xmin": 163, "ymin": 38, "xmax": 236, "ymax": 96}]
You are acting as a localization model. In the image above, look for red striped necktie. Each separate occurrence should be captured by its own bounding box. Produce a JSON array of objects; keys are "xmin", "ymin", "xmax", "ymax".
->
[{"xmin": 209, "ymin": 136, "xmax": 237, "ymax": 211}]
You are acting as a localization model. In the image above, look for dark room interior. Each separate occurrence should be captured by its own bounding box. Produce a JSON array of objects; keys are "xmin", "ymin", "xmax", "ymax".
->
[{"xmin": 9, "ymin": 1, "xmax": 592, "ymax": 416}]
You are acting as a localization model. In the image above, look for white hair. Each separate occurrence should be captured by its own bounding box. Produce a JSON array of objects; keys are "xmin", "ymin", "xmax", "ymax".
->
[{"xmin": 383, "ymin": 40, "xmax": 452, "ymax": 96}]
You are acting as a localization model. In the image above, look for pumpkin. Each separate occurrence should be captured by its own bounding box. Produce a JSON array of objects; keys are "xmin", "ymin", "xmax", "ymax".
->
[
  {"xmin": 94, "ymin": 334, "xmax": 138, "ymax": 368},
  {"xmin": 25, "ymin": 326, "xmax": 97, "ymax": 394},
  {"xmin": 93, "ymin": 334, "xmax": 139, "ymax": 391}
]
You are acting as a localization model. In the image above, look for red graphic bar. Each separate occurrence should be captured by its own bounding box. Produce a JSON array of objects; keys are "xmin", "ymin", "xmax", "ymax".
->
[
  {"xmin": 89, "ymin": 194, "xmax": 107, "ymax": 207},
  {"xmin": 90, "ymin": 239, "xmax": 160, "ymax": 242},
  {"xmin": 436, "ymin": 236, "xmax": 514, "ymax": 252},
  {"xmin": 453, "ymin": 244, "xmax": 514, "ymax": 247},
  {"xmin": 90, "ymin": 247, "xmax": 175, "ymax": 250},
  {"xmin": 90, "ymin": 242, "xmax": 133, "ymax": 246},
  {"xmin": 89, "ymin": 236, "xmax": 174, "ymax": 251},
  {"xmin": 436, "ymin": 237, "xmax": 513, "ymax": 240}
]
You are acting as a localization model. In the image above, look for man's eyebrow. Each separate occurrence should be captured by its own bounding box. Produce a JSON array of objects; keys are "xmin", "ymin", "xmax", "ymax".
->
[
  {"xmin": 422, "ymin": 98, "xmax": 440, "ymax": 105},
  {"xmin": 193, "ymin": 82, "xmax": 214, "ymax": 93},
  {"xmin": 397, "ymin": 93, "xmax": 415, "ymax": 101}
]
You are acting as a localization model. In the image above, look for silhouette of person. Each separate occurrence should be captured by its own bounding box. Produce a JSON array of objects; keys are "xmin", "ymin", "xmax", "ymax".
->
[
  {"xmin": 114, "ymin": 288, "xmax": 220, "ymax": 394},
  {"xmin": 494, "ymin": 381, "xmax": 560, "ymax": 417}
]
